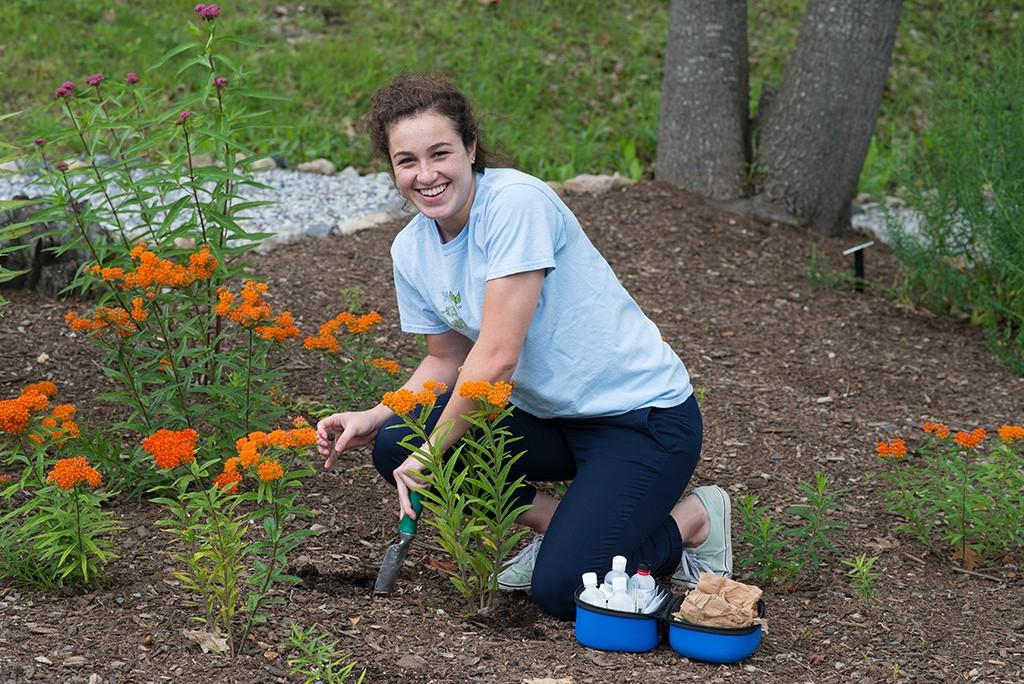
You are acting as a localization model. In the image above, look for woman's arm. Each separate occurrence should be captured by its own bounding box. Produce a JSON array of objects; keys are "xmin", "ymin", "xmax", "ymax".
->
[
  {"xmin": 316, "ymin": 329, "xmax": 471, "ymax": 466},
  {"xmin": 392, "ymin": 269, "xmax": 545, "ymax": 518}
]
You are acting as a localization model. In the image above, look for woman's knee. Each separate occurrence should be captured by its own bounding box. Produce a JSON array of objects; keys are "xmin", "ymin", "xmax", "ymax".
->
[
  {"xmin": 530, "ymin": 555, "xmax": 579, "ymax": 621},
  {"xmin": 370, "ymin": 422, "xmax": 407, "ymax": 485}
]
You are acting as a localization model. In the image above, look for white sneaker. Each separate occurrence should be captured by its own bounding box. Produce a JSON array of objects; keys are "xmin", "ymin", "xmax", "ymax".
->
[{"xmin": 497, "ymin": 533, "xmax": 543, "ymax": 591}]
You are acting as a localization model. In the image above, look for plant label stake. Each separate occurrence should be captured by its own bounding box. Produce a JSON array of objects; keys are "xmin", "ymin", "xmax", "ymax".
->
[
  {"xmin": 842, "ymin": 240, "xmax": 874, "ymax": 293},
  {"xmin": 373, "ymin": 490, "xmax": 423, "ymax": 594}
]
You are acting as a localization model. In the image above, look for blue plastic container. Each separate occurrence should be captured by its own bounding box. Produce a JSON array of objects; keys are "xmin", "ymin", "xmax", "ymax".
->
[
  {"xmin": 666, "ymin": 598, "xmax": 766, "ymax": 664},
  {"xmin": 573, "ymin": 587, "xmax": 665, "ymax": 653}
]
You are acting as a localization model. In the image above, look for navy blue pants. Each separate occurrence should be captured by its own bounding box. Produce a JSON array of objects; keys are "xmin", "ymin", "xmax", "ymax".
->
[{"xmin": 371, "ymin": 393, "xmax": 702, "ymax": 620}]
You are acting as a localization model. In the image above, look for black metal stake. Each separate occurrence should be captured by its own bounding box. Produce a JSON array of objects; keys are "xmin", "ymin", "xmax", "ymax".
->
[{"xmin": 842, "ymin": 240, "xmax": 874, "ymax": 294}]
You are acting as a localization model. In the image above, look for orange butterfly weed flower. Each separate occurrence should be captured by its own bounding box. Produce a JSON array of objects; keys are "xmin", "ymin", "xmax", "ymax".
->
[
  {"xmin": 212, "ymin": 469, "xmax": 241, "ymax": 492},
  {"xmin": 423, "ymin": 380, "xmax": 448, "ymax": 395},
  {"xmin": 89, "ymin": 264, "xmax": 126, "ymax": 282},
  {"xmin": 22, "ymin": 382, "xmax": 57, "ymax": 399},
  {"xmin": 130, "ymin": 297, "xmax": 148, "ymax": 322},
  {"xmin": 344, "ymin": 311, "xmax": 382, "ymax": 334},
  {"xmin": 382, "ymin": 389, "xmax": 419, "ymax": 416},
  {"xmin": 997, "ymin": 424, "xmax": 1024, "ymax": 443},
  {"xmin": 0, "ymin": 382, "xmax": 57, "ymax": 435},
  {"xmin": 255, "ymin": 311, "xmax": 300, "ymax": 342},
  {"xmin": 458, "ymin": 380, "xmax": 514, "ymax": 408},
  {"xmin": 289, "ymin": 426, "xmax": 317, "ymax": 446},
  {"xmin": 121, "ymin": 247, "xmax": 196, "ymax": 289},
  {"xmin": 922, "ymin": 421, "xmax": 950, "ymax": 439},
  {"xmin": 217, "ymin": 280, "xmax": 274, "ymax": 328},
  {"xmin": 65, "ymin": 306, "xmax": 138, "ymax": 338},
  {"xmin": 953, "ymin": 428, "xmax": 986, "ymax": 449},
  {"xmin": 188, "ymin": 244, "xmax": 218, "ymax": 280},
  {"xmin": 257, "ymin": 459, "xmax": 284, "ymax": 482},
  {"xmin": 292, "ymin": 416, "xmax": 309, "ymax": 428},
  {"xmin": 370, "ymin": 358, "xmax": 401, "ymax": 374},
  {"xmin": 142, "ymin": 428, "xmax": 199, "ymax": 469},
  {"xmin": 51, "ymin": 404, "xmax": 76, "ymax": 420},
  {"xmin": 875, "ymin": 438, "xmax": 908, "ymax": 459},
  {"xmin": 47, "ymin": 456, "xmax": 102, "ymax": 490}
]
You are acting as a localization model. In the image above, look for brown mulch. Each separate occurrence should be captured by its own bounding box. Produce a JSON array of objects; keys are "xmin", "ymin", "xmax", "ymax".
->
[{"xmin": 1, "ymin": 181, "xmax": 1022, "ymax": 683}]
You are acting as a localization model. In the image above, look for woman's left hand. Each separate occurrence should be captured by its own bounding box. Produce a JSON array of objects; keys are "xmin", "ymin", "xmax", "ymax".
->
[{"xmin": 393, "ymin": 453, "xmax": 430, "ymax": 520}]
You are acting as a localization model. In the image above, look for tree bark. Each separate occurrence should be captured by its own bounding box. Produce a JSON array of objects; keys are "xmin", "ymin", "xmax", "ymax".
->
[
  {"xmin": 756, "ymin": 0, "xmax": 902, "ymax": 235},
  {"xmin": 656, "ymin": 0, "xmax": 749, "ymax": 198}
]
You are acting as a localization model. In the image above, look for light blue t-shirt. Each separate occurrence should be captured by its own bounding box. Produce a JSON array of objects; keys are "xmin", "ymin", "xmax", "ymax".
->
[{"xmin": 390, "ymin": 168, "xmax": 692, "ymax": 419}]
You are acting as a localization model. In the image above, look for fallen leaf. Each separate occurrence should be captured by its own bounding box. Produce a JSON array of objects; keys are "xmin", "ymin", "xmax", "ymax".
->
[
  {"xmin": 426, "ymin": 556, "xmax": 457, "ymax": 574},
  {"xmin": 142, "ymin": 634, "xmax": 154, "ymax": 646},
  {"xmin": 952, "ymin": 545, "xmax": 982, "ymax": 571},
  {"xmin": 349, "ymin": 616, "xmax": 361, "ymax": 626},
  {"xmin": 720, "ymin": 330, "xmax": 735, "ymax": 338},
  {"xmin": 864, "ymin": 537, "xmax": 899, "ymax": 552},
  {"xmin": 34, "ymin": 656, "xmax": 52, "ymax": 665},
  {"xmin": 396, "ymin": 653, "xmax": 428, "ymax": 670},
  {"xmin": 182, "ymin": 628, "xmax": 229, "ymax": 654},
  {"xmin": 263, "ymin": 650, "xmax": 280, "ymax": 661}
]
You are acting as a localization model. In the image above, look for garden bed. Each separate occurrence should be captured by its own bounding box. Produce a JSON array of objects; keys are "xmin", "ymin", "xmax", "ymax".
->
[{"xmin": 1, "ymin": 182, "xmax": 1021, "ymax": 683}]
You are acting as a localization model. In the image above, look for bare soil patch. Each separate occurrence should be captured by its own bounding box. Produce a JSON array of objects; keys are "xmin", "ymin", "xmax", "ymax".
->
[{"xmin": 1, "ymin": 182, "xmax": 1022, "ymax": 683}]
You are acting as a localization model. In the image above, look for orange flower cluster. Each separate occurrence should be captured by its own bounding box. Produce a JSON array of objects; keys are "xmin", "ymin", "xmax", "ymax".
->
[
  {"xmin": 217, "ymin": 281, "xmax": 297, "ymax": 338},
  {"xmin": 65, "ymin": 306, "xmax": 138, "ymax": 338},
  {"xmin": 213, "ymin": 424, "xmax": 317, "ymax": 490},
  {"xmin": 997, "ymin": 424, "xmax": 1024, "ymax": 443},
  {"xmin": 0, "ymin": 382, "xmax": 56, "ymax": 435},
  {"xmin": 303, "ymin": 311, "xmax": 383, "ymax": 354},
  {"xmin": 382, "ymin": 381, "xmax": 447, "ymax": 416},
  {"xmin": 142, "ymin": 428, "xmax": 199, "ymax": 469},
  {"xmin": 458, "ymin": 380, "xmax": 514, "ymax": 408},
  {"xmin": 368, "ymin": 357, "xmax": 400, "ymax": 374},
  {"xmin": 255, "ymin": 311, "xmax": 301, "ymax": 342},
  {"xmin": 876, "ymin": 438, "xmax": 908, "ymax": 459},
  {"xmin": 90, "ymin": 243, "xmax": 218, "ymax": 290},
  {"xmin": 922, "ymin": 422, "xmax": 950, "ymax": 439},
  {"xmin": 47, "ymin": 456, "xmax": 102, "ymax": 490},
  {"xmin": 953, "ymin": 428, "xmax": 986, "ymax": 449},
  {"xmin": 37, "ymin": 403, "xmax": 80, "ymax": 444}
]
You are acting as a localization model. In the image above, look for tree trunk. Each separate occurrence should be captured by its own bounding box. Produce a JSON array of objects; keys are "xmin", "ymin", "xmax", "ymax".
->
[
  {"xmin": 756, "ymin": 0, "xmax": 902, "ymax": 235},
  {"xmin": 656, "ymin": 0, "xmax": 749, "ymax": 198}
]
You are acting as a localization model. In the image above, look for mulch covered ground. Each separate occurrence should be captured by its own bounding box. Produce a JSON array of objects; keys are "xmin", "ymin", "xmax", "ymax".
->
[{"xmin": 1, "ymin": 181, "xmax": 1022, "ymax": 683}]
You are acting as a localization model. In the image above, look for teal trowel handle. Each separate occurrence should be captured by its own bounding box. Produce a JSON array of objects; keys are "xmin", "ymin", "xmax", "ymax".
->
[{"xmin": 398, "ymin": 489, "xmax": 423, "ymax": 534}]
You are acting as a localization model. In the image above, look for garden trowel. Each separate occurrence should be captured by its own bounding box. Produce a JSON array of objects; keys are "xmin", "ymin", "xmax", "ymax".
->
[{"xmin": 373, "ymin": 489, "xmax": 423, "ymax": 594}]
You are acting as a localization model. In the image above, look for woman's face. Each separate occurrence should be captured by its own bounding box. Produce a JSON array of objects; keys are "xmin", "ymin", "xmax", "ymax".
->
[{"xmin": 388, "ymin": 110, "xmax": 477, "ymax": 238}]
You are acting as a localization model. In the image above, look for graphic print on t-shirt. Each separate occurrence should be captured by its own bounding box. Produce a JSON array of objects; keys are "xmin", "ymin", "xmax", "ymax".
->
[{"xmin": 441, "ymin": 289, "xmax": 467, "ymax": 329}]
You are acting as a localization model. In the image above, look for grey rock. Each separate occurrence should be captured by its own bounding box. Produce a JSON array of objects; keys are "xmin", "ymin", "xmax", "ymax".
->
[
  {"xmin": 296, "ymin": 158, "xmax": 337, "ymax": 176},
  {"xmin": 304, "ymin": 222, "xmax": 334, "ymax": 238},
  {"xmin": 563, "ymin": 172, "xmax": 633, "ymax": 195},
  {"xmin": 249, "ymin": 157, "xmax": 278, "ymax": 172}
]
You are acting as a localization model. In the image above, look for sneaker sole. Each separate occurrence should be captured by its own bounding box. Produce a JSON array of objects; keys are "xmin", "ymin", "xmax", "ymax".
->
[{"xmin": 497, "ymin": 582, "xmax": 531, "ymax": 592}]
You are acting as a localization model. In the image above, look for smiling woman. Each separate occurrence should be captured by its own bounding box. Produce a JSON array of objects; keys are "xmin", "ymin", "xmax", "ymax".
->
[{"xmin": 315, "ymin": 74, "xmax": 732, "ymax": 621}]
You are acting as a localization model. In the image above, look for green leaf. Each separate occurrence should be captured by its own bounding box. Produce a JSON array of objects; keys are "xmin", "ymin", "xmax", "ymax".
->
[{"xmin": 150, "ymin": 41, "xmax": 203, "ymax": 71}]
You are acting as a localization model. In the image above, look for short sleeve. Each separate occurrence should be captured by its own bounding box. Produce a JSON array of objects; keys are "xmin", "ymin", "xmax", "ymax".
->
[
  {"xmin": 392, "ymin": 259, "xmax": 449, "ymax": 335},
  {"xmin": 478, "ymin": 183, "xmax": 566, "ymax": 280}
]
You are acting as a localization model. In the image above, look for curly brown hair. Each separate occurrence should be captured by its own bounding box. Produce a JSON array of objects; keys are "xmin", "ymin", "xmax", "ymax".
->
[{"xmin": 366, "ymin": 74, "xmax": 487, "ymax": 173}]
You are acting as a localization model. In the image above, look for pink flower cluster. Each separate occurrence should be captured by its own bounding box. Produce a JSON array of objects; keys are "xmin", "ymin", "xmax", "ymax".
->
[
  {"xmin": 54, "ymin": 81, "xmax": 75, "ymax": 99},
  {"xmin": 177, "ymin": 110, "xmax": 192, "ymax": 125},
  {"xmin": 126, "ymin": 72, "xmax": 140, "ymax": 84},
  {"xmin": 213, "ymin": 76, "xmax": 229, "ymax": 89},
  {"xmin": 86, "ymin": 73, "xmax": 104, "ymax": 87},
  {"xmin": 194, "ymin": 4, "xmax": 220, "ymax": 20}
]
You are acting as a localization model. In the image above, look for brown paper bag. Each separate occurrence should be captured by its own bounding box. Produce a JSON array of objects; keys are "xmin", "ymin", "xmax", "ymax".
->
[{"xmin": 675, "ymin": 573, "xmax": 764, "ymax": 629}]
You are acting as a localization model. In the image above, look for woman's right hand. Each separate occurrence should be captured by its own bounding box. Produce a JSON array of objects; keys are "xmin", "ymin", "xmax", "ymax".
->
[{"xmin": 316, "ymin": 410, "xmax": 385, "ymax": 470}]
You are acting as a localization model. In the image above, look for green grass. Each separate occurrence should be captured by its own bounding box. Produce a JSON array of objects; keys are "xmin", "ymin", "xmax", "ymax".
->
[{"xmin": 1, "ymin": 0, "xmax": 1021, "ymax": 185}]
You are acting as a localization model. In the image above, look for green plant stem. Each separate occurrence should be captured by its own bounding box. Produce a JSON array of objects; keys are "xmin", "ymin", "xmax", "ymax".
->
[
  {"xmin": 62, "ymin": 100, "xmax": 132, "ymax": 253},
  {"xmin": 150, "ymin": 300, "xmax": 193, "ymax": 428},
  {"xmin": 244, "ymin": 327, "xmax": 253, "ymax": 434},
  {"xmin": 72, "ymin": 488, "xmax": 86, "ymax": 582},
  {"xmin": 236, "ymin": 494, "xmax": 281, "ymax": 655},
  {"xmin": 180, "ymin": 124, "xmax": 209, "ymax": 245},
  {"xmin": 117, "ymin": 344, "xmax": 153, "ymax": 431},
  {"xmin": 959, "ymin": 447, "xmax": 970, "ymax": 564}
]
